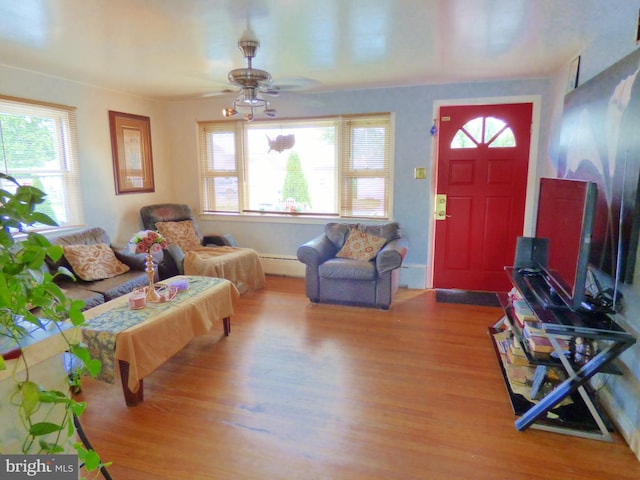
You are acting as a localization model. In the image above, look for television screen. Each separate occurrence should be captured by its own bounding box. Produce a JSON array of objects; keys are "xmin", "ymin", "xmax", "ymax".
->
[
  {"xmin": 535, "ymin": 178, "xmax": 597, "ymax": 311},
  {"xmin": 557, "ymin": 47, "xmax": 640, "ymax": 284}
]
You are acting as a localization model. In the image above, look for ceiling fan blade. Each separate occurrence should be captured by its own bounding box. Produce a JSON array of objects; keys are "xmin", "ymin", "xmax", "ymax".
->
[
  {"xmin": 261, "ymin": 87, "xmax": 280, "ymax": 96},
  {"xmin": 271, "ymin": 77, "xmax": 321, "ymax": 92},
  {"xmin": 200, "ymin": 88, "xmax": 237, "ymax": 98}
]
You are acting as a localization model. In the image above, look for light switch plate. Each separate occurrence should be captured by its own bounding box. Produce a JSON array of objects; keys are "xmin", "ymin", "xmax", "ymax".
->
[{"xmin": 414, "ymin": 167, "xmax": 427, "ymax": 179}]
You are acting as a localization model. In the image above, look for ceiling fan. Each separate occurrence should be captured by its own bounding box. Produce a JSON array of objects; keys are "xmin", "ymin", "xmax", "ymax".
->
[{"xmin": 222, "ymin": 39, "xmax": 279, "ymax": 121}]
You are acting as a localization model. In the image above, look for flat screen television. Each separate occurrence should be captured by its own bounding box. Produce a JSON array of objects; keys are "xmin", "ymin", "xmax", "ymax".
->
[{"xmin": 534, "ymin": 177, "xmax": 598, "ymax": 312}]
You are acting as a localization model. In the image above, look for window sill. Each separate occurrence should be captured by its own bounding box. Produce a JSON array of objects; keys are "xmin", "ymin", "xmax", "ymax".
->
[
  {"xmin": 11, "ymin": 225, "xmax": 88, "ymax": 241},
  {"xmin": 198, "ymin": 212, "xmax": 392, "ymax": 225}
]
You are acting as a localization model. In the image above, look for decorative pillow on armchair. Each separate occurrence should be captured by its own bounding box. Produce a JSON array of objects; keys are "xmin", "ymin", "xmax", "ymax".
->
[
  {"xmin": 155, "ymin": 220, "xmax": 202, "ymax": 253},
  {"xmin": 358, "ymin": 222, "xmax": 401, "ymax": 242},
  {"xmin": 63, "ymin": 244, "xmax": 130, "ymax": 281},
  {"xmin": 336, "ymin": 228, "xmax": 387, "ymax": 261}
]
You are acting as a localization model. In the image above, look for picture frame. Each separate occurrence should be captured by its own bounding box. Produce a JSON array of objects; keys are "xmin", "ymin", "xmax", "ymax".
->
[
  {"xmin": 109, "ymin": 110, "xmax": 155, "ymax": 194},
  {"xmin": 567, "ymin": 56, "xmax": 581, "ymax": 93}
]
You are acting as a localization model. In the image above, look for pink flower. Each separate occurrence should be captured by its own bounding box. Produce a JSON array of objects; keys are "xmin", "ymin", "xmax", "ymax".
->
[
  {"xmin": 150, "ymin": 242, "xmax": 164, "ymax": 253},
  {"xmin": 130, "ymin": 230, "xmax": 168, "ymax": 254}
]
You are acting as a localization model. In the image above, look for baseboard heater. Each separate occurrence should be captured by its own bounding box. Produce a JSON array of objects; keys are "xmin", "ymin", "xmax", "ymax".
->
[{"xmin": 258, "ymin": 254, "xmax": 306, "ymax": 277}]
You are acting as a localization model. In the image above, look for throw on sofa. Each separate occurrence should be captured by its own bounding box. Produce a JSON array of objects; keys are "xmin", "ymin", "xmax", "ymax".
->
[
  {"xmin": 297, "ymin": 222, "xmax": 408, "ymax": 309},
  {"xmin": 139, "ymin": 203, "xmax": 237, "ymax": 279},
  {"xmin": 48, "ymin": 227, "xmax": 153, "ymax": 310},
  {"xmin": 139, "ymin": 203, "xmax": 265, "ymax": 293}
]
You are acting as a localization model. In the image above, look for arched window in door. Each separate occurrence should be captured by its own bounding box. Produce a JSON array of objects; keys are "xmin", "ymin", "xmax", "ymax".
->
[{"xmin": 450, "ymin": 116, "xmax": 516, "ymax": 149}]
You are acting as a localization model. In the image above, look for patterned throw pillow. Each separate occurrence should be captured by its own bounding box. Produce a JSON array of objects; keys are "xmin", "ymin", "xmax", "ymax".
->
[
  {"xmin": 63, "ymin": 244, "xmax": 130, "ymax": 281},
  {"xmin": 335, "ymin": 228, "xmax": 387, "ymax": 261},
  {"xmin": 155, "ymin": 220, "xmax": 202, "ymax": 253}
]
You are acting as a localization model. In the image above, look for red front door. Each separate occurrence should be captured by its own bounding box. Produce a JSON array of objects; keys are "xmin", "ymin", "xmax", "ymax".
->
[{"xmin": 433, "ymin": 103, "xmax": 532, "ymax": 292}]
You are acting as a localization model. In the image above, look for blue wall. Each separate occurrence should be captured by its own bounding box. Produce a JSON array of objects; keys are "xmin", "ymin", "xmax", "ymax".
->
[{"xmin": 167, "ymin": 78, "xmax": 552, "ymax": 287}]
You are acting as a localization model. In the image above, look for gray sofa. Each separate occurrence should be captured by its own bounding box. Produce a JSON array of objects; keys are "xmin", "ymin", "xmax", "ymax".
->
[
  {"xmin": 48, "ymin": 227, "xmax": 153, "ymax": 310},
  {"xmin": 297, "ymin": 222, "xmax": 408, "ymax": 309}
]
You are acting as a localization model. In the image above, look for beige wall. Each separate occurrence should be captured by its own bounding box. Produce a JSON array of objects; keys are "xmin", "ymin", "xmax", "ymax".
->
[{"xmin": 0, "ymin": 65, "xmax": 176, "ymax": 246}]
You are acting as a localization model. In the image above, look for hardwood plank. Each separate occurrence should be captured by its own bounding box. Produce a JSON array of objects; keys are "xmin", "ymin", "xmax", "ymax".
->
[{"xmin": 76, "ymin": 276, "xmax": 640, "ymax": 479}]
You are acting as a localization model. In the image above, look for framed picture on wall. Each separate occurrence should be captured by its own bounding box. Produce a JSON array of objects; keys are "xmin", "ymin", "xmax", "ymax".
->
[{"xmin": 109, "ymin": 110, "xmax": 155, "ymax": 194}]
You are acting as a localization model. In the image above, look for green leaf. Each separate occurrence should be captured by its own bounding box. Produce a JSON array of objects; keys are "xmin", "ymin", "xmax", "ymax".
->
[
  {"xmin": 54, "ymin": 265, "xmax": 75, "ymax": 281},
  {"xmin": 0, "ymin": 273, "xmax": 12, "ymax": 306},
  {"xmin": 19, "ymin": 381, "xmax": 41, "ymax": 419},
  {"xmin": 39, "ymin": 389, "xmax": 67, "ymax": 404},
  {"xmin": 69, "ymin": 301, "xmax": 86, "ymax": 326},
  {"xmin": 28, "ymin": 232, "xmax": 52, "ymax": 248},
  {"xmin": 31, "ymin": 212, "xmax": 58, "ymax": 227},
  {"xmin": 74, "ymin": 443, "xmax": 89, "ymax": 458},
  {"xmin": 82, "ymin": 449, "xmax": 102, "ymax": 471},
  {"xmin": 69, "ymin": 400, "xmax": 86, "ymax": 416},
  {"xmin": 39, "ymin": 440, "xmax": 65, "ymax": 454},
  {"xmin": 70, "ymin": 344, "xmax": 91, "ymax": 363},
  {"xmin": 0, "ymin": 172, "xmax": 21, "ymax": 187},
  {"xmin": 67, "ymin": 416, "xmax": 75, "ymax": 436},
  {"xmin": 29, "ymin": 422, "xmax": 64, "ymax": 436},
  {"xmin": 0, "ymin": 355, "xmax": 5, "ymax": 371},
  {"xmin": 47, "ymin": 244, "xmax": 64, "ymax": 262},
  {"xmin": 69, "ymin": 345, "xmax": 101, "ymax": 378},
  {"xmin": 85, "ymin": 359, "xmax": 102, "ymax": 378}
]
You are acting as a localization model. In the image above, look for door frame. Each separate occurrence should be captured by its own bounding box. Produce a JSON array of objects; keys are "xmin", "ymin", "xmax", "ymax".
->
[{"xmin": 427, "ymin": 95, "xmax": 542, "ymax": 289}]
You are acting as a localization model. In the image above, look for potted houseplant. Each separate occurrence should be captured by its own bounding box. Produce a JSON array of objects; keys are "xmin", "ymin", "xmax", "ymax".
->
[{"xmin": 0, "ymin": 172, "xmax": 106, "ymax": 474}]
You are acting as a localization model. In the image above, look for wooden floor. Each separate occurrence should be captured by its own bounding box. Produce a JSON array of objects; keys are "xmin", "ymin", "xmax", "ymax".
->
[{"xmin": 77, "ymin": 276, "xmax": 640, "ymax": 479}]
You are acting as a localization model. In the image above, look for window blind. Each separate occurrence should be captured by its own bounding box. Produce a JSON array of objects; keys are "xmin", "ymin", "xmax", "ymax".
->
[
  {"xmin": 197, "ymin": 121, "xmax": 242, "ymax": 213},
  {"xmin": 197, "ymin": 113, "xmax": 393, "ymax": 219},
  {"xmin": 0, "ymin": 95, "xmax": 82, "ymax": 228},
  {"xmin": 339, "ymin": 114, "xmax": 391, "ymax": 218}
]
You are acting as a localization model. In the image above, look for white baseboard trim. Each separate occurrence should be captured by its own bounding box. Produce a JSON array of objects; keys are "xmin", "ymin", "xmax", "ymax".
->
[
  {"xmin": 259, "ymin": 254, "xmax": 306, "ymax": 278},
  {"xmin": 400, "ymin": 263, "xmax": 427, "ymax": 289},
  {"xmin": 597, "ymin": 383, "xmax": 640, "ymax": 461},
  {"xmin": 259, "ymin": 255, "xmax": 427, "ymax": 290}
]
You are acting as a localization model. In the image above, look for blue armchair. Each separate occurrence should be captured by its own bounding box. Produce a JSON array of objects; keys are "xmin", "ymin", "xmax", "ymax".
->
[{"xmin": 297, "ymin": 222, "xmax": 408, "ymax": 309}]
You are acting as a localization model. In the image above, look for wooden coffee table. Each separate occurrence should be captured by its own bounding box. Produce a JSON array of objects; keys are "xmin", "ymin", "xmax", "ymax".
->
[{"xmin": 81, "ymin": 276, "xmax": 238, "ymax": 406}]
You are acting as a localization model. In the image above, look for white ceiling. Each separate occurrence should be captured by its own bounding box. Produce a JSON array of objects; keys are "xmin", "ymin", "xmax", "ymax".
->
[{"xmin": 0, "ymin": 0, "xmax": 591, "ymax": 101}]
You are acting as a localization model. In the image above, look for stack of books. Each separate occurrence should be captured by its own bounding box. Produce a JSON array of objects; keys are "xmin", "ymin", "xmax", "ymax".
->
[
  {"xmin": 512, "ymin": 299, "xmax": 537, "ymax": 327},
  {"xmin": 509, "ymin": 298, "xmax": 570, "ymax": 355},
  {"xmin": 494, "ymin": 329, "xmax": 530, "ymax": 366},
  {"xmin": 522, "ymin": 320, "xmax": 570, "ymax": 354}
]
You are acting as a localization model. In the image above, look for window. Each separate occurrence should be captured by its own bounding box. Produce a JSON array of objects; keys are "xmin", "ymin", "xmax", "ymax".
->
[
  {"xmin": 0, "ymin": 96, "xmax": 82, "ymax": 228},
  {"xmin": 450, "ymin": 116, "xmax": 516, "ymax": 149},
  {"xmin": 197, "ymin": 114, "xmax": 392, "ymax": 219}
]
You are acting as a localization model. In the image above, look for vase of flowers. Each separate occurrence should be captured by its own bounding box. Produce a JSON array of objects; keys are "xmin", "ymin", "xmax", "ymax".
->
[{"xmin": 130, "ymin": 230, "xmax": 167, "ymax": 302}]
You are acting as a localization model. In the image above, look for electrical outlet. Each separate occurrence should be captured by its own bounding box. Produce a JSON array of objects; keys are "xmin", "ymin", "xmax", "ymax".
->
[{"xmin": 414, "ymin": 167, "xmax": 427, "ymax": 180}]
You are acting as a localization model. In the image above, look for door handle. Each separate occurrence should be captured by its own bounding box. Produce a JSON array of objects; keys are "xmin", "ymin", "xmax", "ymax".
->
[{"xmin": 435, "ymin": 194, "xmax": 450, "ymax": 220}]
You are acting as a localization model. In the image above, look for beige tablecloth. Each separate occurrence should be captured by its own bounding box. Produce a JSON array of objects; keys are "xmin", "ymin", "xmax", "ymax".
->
[
  {"xmin": 82, "ymin": 275, "xmax": 238, "ymax": 392},
  {"xmin": 184, "ymin": 246, "xmax": 266, "ymax": 294}
]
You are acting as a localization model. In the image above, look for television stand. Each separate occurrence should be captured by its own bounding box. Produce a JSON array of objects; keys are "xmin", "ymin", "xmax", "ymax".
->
[
  {"xmin": 489, "ymin": 266, "xmax": 636, "ymax": 441},
  {"xmin": 518, "ymin": 268, "xmax": 568, "ymax": 310}
]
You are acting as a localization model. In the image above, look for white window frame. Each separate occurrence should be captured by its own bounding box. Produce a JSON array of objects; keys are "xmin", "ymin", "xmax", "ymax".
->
[
  {"xmin": 197, "ymin": 113, "xmax": 394, "ymax": 220},
  {"xmin": 0, "ymin": 95, "xmax": 83, "ymax": 230}
]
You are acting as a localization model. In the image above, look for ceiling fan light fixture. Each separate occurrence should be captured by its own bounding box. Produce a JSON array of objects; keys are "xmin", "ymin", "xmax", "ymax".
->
[
  {"xmin": 240, "ymin": 87, "xmax": 266, "ymax": 106},
  {"xmin": 223, "ymin": 39, "xmax": 278, "ymax": 121},
  {"xmin": 237, "ymin": 39, "xmax": 259, "ymax": 60}
]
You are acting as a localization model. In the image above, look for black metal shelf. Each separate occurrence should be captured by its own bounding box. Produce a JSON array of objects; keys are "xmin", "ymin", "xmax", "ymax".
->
[
  {"xmin": 489, "ymin": 327, "xmax": 612, "ymax": 433},
  {"xmin": 489, "ymin": 267, "xmax": 636, "ymax": 441}
]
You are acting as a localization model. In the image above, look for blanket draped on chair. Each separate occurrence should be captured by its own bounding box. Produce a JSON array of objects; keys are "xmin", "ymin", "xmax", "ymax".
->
[{"xmin": 184, "ymin": 246, "xmax": 265, "ymax": 294}]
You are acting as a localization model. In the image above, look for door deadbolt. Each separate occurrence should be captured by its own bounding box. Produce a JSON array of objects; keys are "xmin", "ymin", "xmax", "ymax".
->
[{"xmin": 435, "ymin": 194, "xmax": 449, "ymax": 220}]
